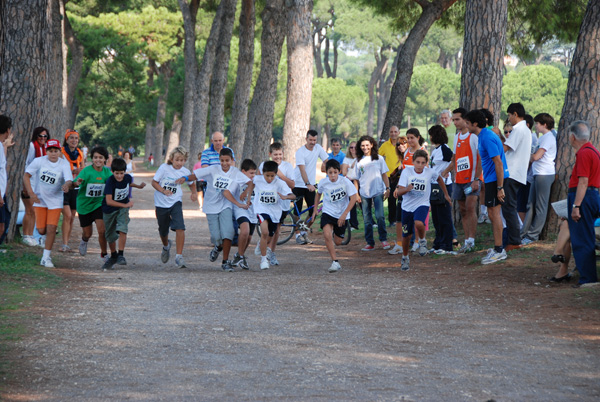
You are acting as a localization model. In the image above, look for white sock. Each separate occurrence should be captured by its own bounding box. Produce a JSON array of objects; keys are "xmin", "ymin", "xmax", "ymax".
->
[
  {"xmin": 43, "ymin": 249, "xmax": 51, "ymax": 259},
  {"xmin": 261, "ymin": 255, "xmax": 268, "ymax": 262},
  {"xmin": 164, "ymin": 242, "xmax": 171, "ymax": 250},
  {"xmin": 295, "ymin": 233, "xmax": 301, "ymax": 238},
  {"xmin": 176, "ymin": 254, "xmax": 182, "ymax": 259},
  {"xmin": 466, "ymin": 237, "xmax": 475, "ymax": 245},
  {"xmin": 480, "ymin": 205, "xmax": 487, "ymax": 214}
]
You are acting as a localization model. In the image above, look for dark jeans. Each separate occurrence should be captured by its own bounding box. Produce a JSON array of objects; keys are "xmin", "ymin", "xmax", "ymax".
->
[
  {"xmin": 349, "ymin": 204, "xmax": 359, "ymax": 229},
  {"xmin": 501, "ymin": 178, "xmax": 523, "ymax": 246},
  {"xmin": 431, "ymin": 199, "xmax": 453, "ymax": 251},
  {"xmin": 568, "ymin": 189, "xmax": 600, "ymax": 284}
]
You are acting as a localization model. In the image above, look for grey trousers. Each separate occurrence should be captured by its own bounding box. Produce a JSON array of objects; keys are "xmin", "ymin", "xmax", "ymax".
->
[{"xmin": 521, "ymin": 174, "xmax": 555, "ymax": 241}]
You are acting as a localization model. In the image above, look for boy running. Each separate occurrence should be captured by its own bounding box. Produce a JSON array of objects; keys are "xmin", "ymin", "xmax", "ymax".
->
[
  {"xmin": 310, "ymin": 160, "xmax": 357, "ymax": 273},
  {"xmin": 101, "ymin": 158, "xmax": 146, "ymax": 270},
  {"xmin": 228, "ymin": 159, "xmax": 257, "ymax": 270}
]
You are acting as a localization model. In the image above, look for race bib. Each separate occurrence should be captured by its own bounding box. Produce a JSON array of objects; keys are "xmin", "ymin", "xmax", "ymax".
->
[
  {"xmin": 39, "ymin": 169, "xmax": 59, "ymax": 186},
  {"xmin": 213, "ymin": 176, "xmax": 232, "ymax": 191},
  {"xmin": 410, "ymin": 177, "xmax": 427, "ymax": 194},
  {"xmin": 456, "ymin": 156, "xmax": 470, "ymax": 172},
  {"xmin": 258, "ymin": 191, "xmax": 277, "ymax": 204},
  {"xmin": 160, "ymin": 178, "xmax": 178, "ymax": 194},
  {"xmin": 329, "ymin": 187, "xmax": 347, "ymax": 203},
  {"xmin": 86, "ymin": 183, "xmax": 105, "ymax": 197},
  {"xmin": 114, "ymin": 185, "xmax": 129, "ymax": 202}
]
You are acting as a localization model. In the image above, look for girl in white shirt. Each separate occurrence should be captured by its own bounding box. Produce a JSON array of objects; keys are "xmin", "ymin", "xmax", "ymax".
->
[{"xmin": 341, "ymin": 141, "xmax": 359, "ymax": 230}]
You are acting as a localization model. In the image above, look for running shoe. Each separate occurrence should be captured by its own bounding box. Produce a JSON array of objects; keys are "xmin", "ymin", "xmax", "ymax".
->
[
  {"xmin": 232, "ymin": 252, "xmax": 243, "ymax": 266},
  {"xmin": 482, "ymin": 249, "xmax": 507, "ymax": 265},
  {"xmin": 388, "ymin": 243, "xmax": 403, "ymax": 255},
  {"xmin": 328, "ymin": 261, "xmax": 341, "ymax": 273},
  {"xmin": 400, "ymin": 256, "xmax": 410, "ymax": 271},
  {"xmin": 221, "ymin": 260, "xmax": 234, "ymax": 272},
  {"xmin": 23, "ymin": 235, "xmax": 38, "ymax": 247},
  {"xmin": 40, "ymin": 256, "xmax": 55, "ymax": 268},
  {"xmin": 116, "ymin": 255, "xmax": 127, "ymax": 265},
  {"xmin": 260, "ymin": 259, "xmax": 270, "ymax": 270},
  {"xmin": 361, "ymin": 244, "xmax": 375, "ymax": 251},
  {"xmin": 175, "ymin": 255, "xmax": 187, "ymax": 269},
  {"xmin": 79, "ymin": 239, "xmax": 88, "ymax": 256},
  {"xmin": 60, "ymin": 244, "xmax": 73, "ymax": 253},
  {"xmin": 209, "ymin": 245, "xmax": 221, "ymax": 262},
  {"xmin": 381, "ymin": 241, "xmax": 391, "ymax": 250},
  {"xmin": 161, "ymin": 240, "xmax": 172, "ymax": 263},
  {"xmin": 269, "ymin": 252, "xmax": 280, "ymax": 266},
  {"xmin": 418, "ymin": 239, "xmax": 428, "ymax": 256},
  {"xmin": 239, "ymin": 256, "xmax": 250, "ymax": 270},
  {"xmin": 102, "ymin": 257, "xmax": 117, "ymax": 270}
]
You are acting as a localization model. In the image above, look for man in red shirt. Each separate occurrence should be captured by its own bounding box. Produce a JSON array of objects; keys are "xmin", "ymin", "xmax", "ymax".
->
[{"xmin": 567, "ymin": 120, "xmax": 600, "ymax": 286}]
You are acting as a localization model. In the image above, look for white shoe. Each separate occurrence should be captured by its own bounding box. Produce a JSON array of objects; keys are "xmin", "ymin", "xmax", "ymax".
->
[
  {"xmin": 40, "ymin": 256, "xmax": 54, "ymax": 268},
  {"xmin": 260, "ymin": 259, "xmax": 270, "ymax": 270},
  {"xmin": 254, "ymin": 241, "xmax": 261, "ymax": 256},
  {"xmin": 79, "ymin": 239, "xmax": 88, "ymax": 256},
  {"xmin": 23, "ymin": 235, "xmax": 38, "ymax": 247},
  {"xmin": 418, "ymin": 240, "xmax": 428, "ymax": 256},
  {"xmin": 37, "ymin": 235, "xmax": 46, "ymax": 248},
  {"xmin": 410, "ymin": 241, "xmax": 420, "ymax": 253},
  {"xmin": 269, "ymin": 252, "xmax": 280, "ymax": 266},
  {"xmin": 482, "ymin": 249, "xmax": 507, "ymax": 265},
  {"xmin": 328, "ymin": 261, "xmax": 341, "ymax": 273},
  {"xmin": 478, "ymin": 213, "xmax": 490, "ymax": 224},
  {"xmin": 388, "ymin": 243, "xmax": 403, "ymax": 255},
  {"xmin": 400, "ymin": 256, "xmax": 410, "ymax": 271}
]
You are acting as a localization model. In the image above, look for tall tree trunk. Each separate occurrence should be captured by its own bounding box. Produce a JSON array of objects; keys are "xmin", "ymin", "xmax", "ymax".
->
[
  {"xmin": 377, "ymin": 47, "xmax": 399, "ymax": 136},
  {"xmin": 367, "ymin": 49, "xmax": 388, "ymax": 137},
  {"xmin": 459, "ymin": 0, "xmax": 508, "ymax": 125},
  {"xmin": 313, "ymin": 32, "xmax": 324, "ymax": 78},
  {"xmin": 64, "ymin": 10, "xmax": 84, "ymax": 129},
  {"xmin": 332, "ymin": 34, "xmax": 338, "ymax": 78},
  {"xmin": 0, "ymin": 0, "xmax": 52, "ymax": 241},
  {"xmin": 381, "ymin": 0, "xmax": 458, "ymax": 141},
  {"xmin": 166, "ymin": 112, "xmax": 182, "ymax": 158},
  {"xmin": 209, "ymin": 0, "xmax": 237, "ymax": 136},
  {"xmin": 144, "ymin": 60, "xmax": 157, "ymax": 157},
  {"xmin": 177, "ymin": 0, "xmax": 200, "ymax": 154},
  {"xmin": 243, "ymin": 0, "xmax": 286, "ymax": 163},
  {"xmin": 323, "ymin": 36, "xmax": 333, "ymax": 78},
  {"xmin": 546, "ymin": 0, "xmax": 600, "ymax": 236},
  {"xmin": 282, "ymin": 0, "xmax": 314, "ymax": 166},
  {"xmin": 189, "ymin": 1, "xmax": 225, "ymax": 168},
  {"xmin": 321, "ymin": 123, "xmax": 330, "ymax": 150},
  {"xmin": 45, "ymin": 0, "xmax": 67, "ymax": 140},
  {"xmin": 153, "ymin": 64, "xmax": 173, "ymax": 166},
  {"xmin": 229, "ymin": 0, "xmax": 256, "ymax": 163}
]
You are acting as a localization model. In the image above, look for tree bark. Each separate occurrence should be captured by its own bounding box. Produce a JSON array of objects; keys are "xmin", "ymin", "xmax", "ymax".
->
[
  {"xmin": 282, "ymin": 0, "xmax": 314, "ymax": 166},
  {"xmin": 45, "ymin": 0, "xmax": 67, "ymax": 141},
  {"xmin": 243, "ymin": 0, "xmax": 286, "ymax": 163},
  {"xmin": 64, "ymin": 10, "xmax": 85, "ymax": 129},
  {"xmin": 546, "ymin": 0, "xmax": 600, "ymax": 236},
  {"xmin": 381, "ymin": 0, "xmax": 458, "ymax": 141},
  {"xmin": 313, "ymin": 31, "xmax": 325, "ymax": 78},
  {"xmin": 229, "ymin": 0, "xmax": 256, "ymax": 163},
  {"xmin": 189, "ymin": 1, "xmax": 225, "ymax": 168},
  {"xmin": 153, "ymin": 64, "xmax": 173, "ymax": 166},
  {"xmin": 459, "ymin": 0, "xmax": 508, "ymax": 125},
  {"xmin": 0, "ymin": 0, "xmax": 53, "ymax": 241},
  {"xmin": 166, "ymin": 112, "xmax": 182, "ymax": 158},
  {"xmin": 209, "ymin": 0, "xmax": 237, "ymax": 136},
  {"xmin": 144, "ymin": 60, "xmax": 157, "ymax": 157},
  {"xmin": 377, "ymin": 47, "xmax": 399, "ymax": 137},
  {"xmin": 177, "ymin": 0, "xmax": 200, "ymax": 155},
  {"xmin": 323, "ymin": 36, "xmax": 333, "ymax": 78},
  {"xmin": 367, "ymin": 49, "xmax": 389, "ymax": 137}
]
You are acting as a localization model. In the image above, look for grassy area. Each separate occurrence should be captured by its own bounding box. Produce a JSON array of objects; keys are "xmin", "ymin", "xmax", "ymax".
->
[{"xmin": 0, "ymin": 247, "xmax": 61, "ymax": 381}]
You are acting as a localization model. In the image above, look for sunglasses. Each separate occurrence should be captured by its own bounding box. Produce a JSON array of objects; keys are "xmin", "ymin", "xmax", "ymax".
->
[
  {"xmin": 504, "ymin": 130, "xmax": 511, "ymax": 134},
  {"xmin": 349, "ymin": 146, "xmax": 355, "ymax": 149},
  {"xmin": 397, "ymin": 141, "xmax": 407, "ymax": 145},
  {"xmin": 38, "ymin": 134, "xmax": 48, "ymax": 138}
]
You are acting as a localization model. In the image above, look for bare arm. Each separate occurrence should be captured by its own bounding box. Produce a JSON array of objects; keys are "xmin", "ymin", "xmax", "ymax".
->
[
  {"xmin": 106, "ymin": 194, "xmax": 133, "ymax": 209},
  {"xmin": 223, "ymin": 189, "xmax": 248, "ymax": 209},
  {"xmin": 571, "ymin": 176, "xmax": 589, "ymax": 222},
  {"xmin": 492, "ymin": 155, "xmax": 505, "ymax": 203},
  {"xmin": 131, "ymin": 182, "xmax": 146, "ymax": 189},
  {"xmin": 531, "ymin": 147, "xmax": 546, "ymax": 162},
  {"xmin": 152, "ymin": 179, "xmax": 172, "ymax": 196},
  {"xmin": 298, "ymin": 165, "xmax": 315, "ymax": 192}
]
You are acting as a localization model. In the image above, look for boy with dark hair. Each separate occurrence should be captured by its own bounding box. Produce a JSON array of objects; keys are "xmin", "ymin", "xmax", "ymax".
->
[
  {"xmin": 182, "ymin": 148, "xmax": 251, "ymax": 272},
  {"xmin": 310, "ymin": 159, "xmax": 357, "ymax": 272},
  {"xmin": 248, "ymin": 161, "xmax": 295, "ymax": 270},
  {"xmin": 101, "ymin": 157, "xmax": 146, "ymax": 269},
  {"xmin": 229, "ymin": 159, "xmax": 258, "ymax": 270}
]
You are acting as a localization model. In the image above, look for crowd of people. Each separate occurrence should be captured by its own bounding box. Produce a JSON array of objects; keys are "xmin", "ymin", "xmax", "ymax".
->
[{"xmin": 0, "ymin": 103, "xmax": 598, "ymax": 286}]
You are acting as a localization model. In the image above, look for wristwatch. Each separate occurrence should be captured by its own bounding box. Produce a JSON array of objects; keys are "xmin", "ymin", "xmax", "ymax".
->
[
  {"xmin": 305, "ymin": 182, "xmax": 310, "ymax": 186},
  {"xmin": 573, "ymin": 204, "xmax": 580, "ymax": 209},
  {"xmin": 497, "ymin": 186, "xmax": 504, "ymax": 191},
  {"xmin": 386, "ymin": 187, "xmax": 390, "ymax": 190}
]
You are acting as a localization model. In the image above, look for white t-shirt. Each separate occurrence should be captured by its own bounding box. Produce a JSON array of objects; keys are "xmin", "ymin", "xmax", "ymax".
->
[
  {"xmin": 342, "ymin": 157, "xmax": 357, "ymax": 179},
  {"xmin": 293, "ymin": 144, "xmax": 329, "ymax": 188},
  {"xmin": 0, "ymin": 142, "xmax": 6, "ymax": 197},
  {"xmin": 231, "ymin": 177, "xmax": 257, "ymax": 223},
  {"xmin": 153, "ymin": 163, "xmax": 192, "ymax": 208},
  {"xmin": 253, "ymin": 174, "xmax": 292, "ymax": 223},
  {"xmin": 317, "ymin": 176, "xmax": 357, "ymax": 220},
  {"xmin": 259, "ymin": 160, "xmax": 295, "ymax": 211},
  {"xmin": 532, "ymin": 131, "xmax": 557, "ymax": 176},
  {"xmin": 194, "ymin": 164, "xmax": 250, "ymax": 215},
  {"xmin": 398, "ymin": 166, "xmax": 439, "ymax": 212},
  {"xmin": 25, "ymin": 156, "xmax": 73, "ymax": 210},
  {"xmin": 354, "ymin": 156, "xmax": 389, "ymax": 198},
  {"xmin": 504, "ymin": 120, "xmax": 532, "ymax": 185},
  {"xmin": 430, "ymin": 144, "xmax": 453, "ymax": 185}
]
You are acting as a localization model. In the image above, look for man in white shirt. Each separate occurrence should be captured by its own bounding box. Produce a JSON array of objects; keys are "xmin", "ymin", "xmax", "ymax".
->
[
  {"xmin": 293, "ymin": 130, "xmax": 329, "ymax": 244},
  {"xmin": 503, "ymin": 103, "xmax": 532, "ymax": 250}
]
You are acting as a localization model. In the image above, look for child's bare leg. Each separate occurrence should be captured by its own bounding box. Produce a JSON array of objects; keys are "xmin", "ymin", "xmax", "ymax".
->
[
  {"xmin": 44, "ymin": 224, "xmax": 57, "ymax": 250},
  {"xmin": 323, "ymin": 225, "xmax": 337, "ymax": 261},
  {"xmin": 238, "ymin": 223, "xmax": 250, "ymax": 255},
  {"xmin": 95, "ymin": 219, "xmax": 107, "ymax": 255},
  {"xmin": 108, "ymin": 241, "xmax": 117, "ymax": 254},
  {"xmin": 222, "ymin": 238, "xmax": 232, "ymax": 260},
  {"xmin": 395, "ymin": 223, "xmax": 402, "ymax": 246},
  {"xmin": 175, "ymin": 229, "xmax": 185, "ymax": 254},
  {"xmin": 61, "ymin": 206, "xmax": 72, "ymax": 245},
  {"xmin": 415, "ymin": 221, "xmax": 426, "ymax": 239},
  {"xmin": 118, "ymin": 232, "xmax": 127, "ymax": 252},
  {"xmin": 160, "ymin": 235, "xmax": 169, "ymax": 247},
  {"xmin": 82, "ymin": 225, "xmax": 93, "ymax": 241},
  {"xmin": 269, "ymin": 224, "xmax": 281, "ymax": 252},
  {"xmin": 260, "ymin": 221, "xmax": 270, "ymax": 256},
  {"xmin": 402, "ymin": 234, "xmax": 410, "ymax": 257}
]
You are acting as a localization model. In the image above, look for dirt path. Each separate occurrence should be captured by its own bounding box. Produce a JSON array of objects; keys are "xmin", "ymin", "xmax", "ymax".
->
[{"xmin": 2, "ymin": 164, "xmax": 600, "ymax": 401}]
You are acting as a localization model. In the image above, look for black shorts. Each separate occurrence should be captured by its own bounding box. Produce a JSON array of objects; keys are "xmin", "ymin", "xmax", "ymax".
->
[
  {"xmin": 320, "ymin": 213, "xmax": 347, "ymax": 238},
  {"xmin": 196, "ymin": 180, "xmax": 207, "ymax": 193},
  {"xmin": 236, "ymin": 217, "xmax": 256, "ymax": 236},
  {"xmin": 78, "ymin": 206, "xmax": 103, "ymax": 228},
  {"xmin": 280, "ymin": 210, "xmax": 288, "ymax": 222},
  {"xmin": 484, "ymin": 181, "xmax": 502, "ymax": 208},
  {"xmin": 257, "ymin": 213, "xmax": 277, "ymax": 237},
  {"xmin": 0, "ymin": 196, "xmax": 9, "ymax": 224},
  {"xmin": 63, "ymin": 188, "xmax": 78, "ymax": 209},
  {"xmin": 292, "ymin": 187, "xmax": 315, "ymax": 215}
]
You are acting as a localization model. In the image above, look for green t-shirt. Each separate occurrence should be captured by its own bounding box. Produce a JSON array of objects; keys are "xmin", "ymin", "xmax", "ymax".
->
[{"xmin": 76, "ymin": 165, "xmax": 113, "ymax": 215}]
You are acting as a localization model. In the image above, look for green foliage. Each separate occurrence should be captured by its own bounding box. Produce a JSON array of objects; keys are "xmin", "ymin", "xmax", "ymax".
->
[
  {"xmin": 501, "ymin": 64, "xmax": 567, "ymax": 122},
  {"xmin": 406, "ymin": 63, "xmax": 460, "ymax": 126},
  {"xmin": 415, "ymin": 25, "xmax": 462, "ymax": 69},
  {"xmin": 311, "ymin": 78, "xmax": 367, "ymax": 138}
]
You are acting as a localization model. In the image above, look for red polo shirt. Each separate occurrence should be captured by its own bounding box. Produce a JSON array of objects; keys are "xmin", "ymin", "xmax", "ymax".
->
[{"xmin": 569, "ymin": 142, "xmax": 600, "ymax": 188}]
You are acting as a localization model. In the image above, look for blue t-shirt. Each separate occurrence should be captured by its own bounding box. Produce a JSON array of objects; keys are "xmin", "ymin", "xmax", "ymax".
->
[
  {"xmin": 478, "ymin": 128, "xmax": 509, "ymax": 183},
  {"xmin": 328, "ymin": 151, "xmax": 346, "ymax": 165},
  {"xmin": 102, "ymin": 174, "xmax": 133, "ymax": 214}
]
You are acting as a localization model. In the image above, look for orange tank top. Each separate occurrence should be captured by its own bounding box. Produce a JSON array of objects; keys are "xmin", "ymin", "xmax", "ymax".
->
[
  {"xmin": 403, "ymin": 146, "xmax": 426, "ymax": 167},
  {"xmin": 454, "ymin": 133, "xmax": 480, "ymax": 184}
]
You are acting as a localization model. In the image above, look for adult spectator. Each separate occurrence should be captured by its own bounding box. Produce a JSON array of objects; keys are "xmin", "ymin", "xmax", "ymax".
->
[
  {"xmin": 128, "ymin": 145, "xmax": 135, "ymax": 157},
  {"xmin": 0, "ymin": 115, "xmax": 11, "ymax": 243},
  {"xmin": 439, "ymin": 110, "xmax": 452, "ymax": 130},
  {"xmin": 517, "ymin": 114, "xmax": 539, "ymax": 224},
  {"xmin": 502, "ymin": 103, "xmax": 532, "ymax": 250},
  {"xmin": 60, "ymin": 129, "xmax": 85, "ymax": 252},
  {"xmin": 22, "ymin": 126, "xmax": 51, "ymax": 246},
  {"xmin": 378, "ymin": 125, "xmax": 401, "ymax": 225},
  {"xmin": 327, "ymin": 138, "xmax": 345, "ymax": 164},
  {"xmin": 521, "ymin": 113, "xmax": 557, "ymax": 244},
  {"xmin": 566, "ymin": 120, "xmax": 600, "ymax": 287},
  {"xmin": 443, "ymin": 107, "xmax": 482, "ymax": 253},
  {"xmin": 464, "ymin": 110, "xmax": 509, "ymax": 264},
  {"xmin": 293, "ymin": 130, "xmax": 329, "ymax": 244},
  {"xmin": 201, "ymin": 131, "xmax": 233, "ymax": 167}
]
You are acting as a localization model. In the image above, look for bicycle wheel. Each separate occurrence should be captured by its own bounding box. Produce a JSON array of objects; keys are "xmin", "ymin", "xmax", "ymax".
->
[
  {"xmin": 277, "ymin": 213, "xmax": 297, "ymax": 245},
  {"xmin": 341, "ymin": 224, "xmax": 352, "ymax": 245}
]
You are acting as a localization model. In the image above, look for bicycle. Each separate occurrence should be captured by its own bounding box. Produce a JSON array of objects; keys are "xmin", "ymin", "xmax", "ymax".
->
[{"xmin": 256, "ymin": 197, "xmax": 352, "ymax": 246}]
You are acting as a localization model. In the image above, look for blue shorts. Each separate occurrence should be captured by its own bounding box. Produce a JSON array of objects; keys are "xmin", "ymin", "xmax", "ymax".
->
[
  {"xmin": 257, "ymin": 213, "xmax": 277, "ymax": 237},
  {"xmin": 155, "ymin": 202, "xmax": 185, "ymax": 237},
  {"xmin": 401, "ymin": 206, "xmax": 429, "ymax": 238}
]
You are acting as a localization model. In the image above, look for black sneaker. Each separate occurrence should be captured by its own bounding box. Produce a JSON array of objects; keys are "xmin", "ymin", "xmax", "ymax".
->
[
  {"xmin": 221, "ymin": 260, "xmax": 234, "ymax": 272},
  {"xmin": 209, "ymin": 245, "xmax": 221, "ymax": 262},
  {"xmin": 102, "ymin": 257, "xmax": 118, "ymax": 270},
  {"xmin": 116, "ymin": 255, "xmax": 127, "ymax": 265}
]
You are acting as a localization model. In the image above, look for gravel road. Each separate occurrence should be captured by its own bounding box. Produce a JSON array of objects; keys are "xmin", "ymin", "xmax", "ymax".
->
[{"xmin": 2, "ymin": 167, "xmax": 599, "ymax": 401}]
